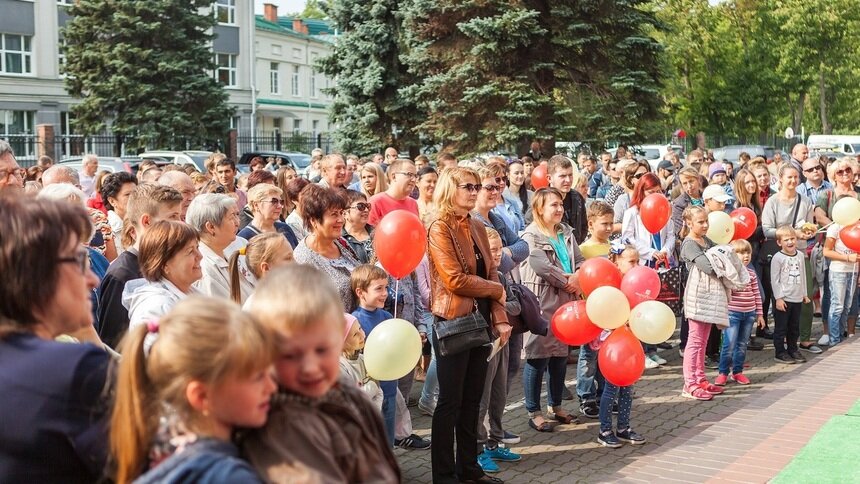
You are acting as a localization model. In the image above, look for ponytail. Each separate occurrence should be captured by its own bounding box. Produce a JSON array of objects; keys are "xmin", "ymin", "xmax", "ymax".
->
[
  {"xmin": 228, "ymin": 247, "xmax": 245, "ymax": 304},
  {"xmin": 111, "ymin": 324, "xmax": 157, "ymax": 484},
  {"xmin": 679, "ymin": 205, "xmax": 707, "ymax": 240}
]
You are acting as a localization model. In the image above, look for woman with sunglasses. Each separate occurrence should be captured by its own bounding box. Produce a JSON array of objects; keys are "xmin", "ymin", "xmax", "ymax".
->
[
  {"xmin": 612, "ymin": 161, "xmax": 651, "ymax": 234},
  {"xmin": 0, "ymin": 194, "xmax": 113, "ymax": 482},
  {"xmin": 343, "ymin": 189, "xmax": 375, "ymax": 263},
  {"xmin": 237, "ymin": 183, "xmax": 299, "ymax": 249}
]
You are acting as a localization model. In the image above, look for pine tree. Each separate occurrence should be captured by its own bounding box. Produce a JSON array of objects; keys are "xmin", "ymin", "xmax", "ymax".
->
[{"xmin": 62, "ymin": 0, "xmax": 235, "ymax": 152}]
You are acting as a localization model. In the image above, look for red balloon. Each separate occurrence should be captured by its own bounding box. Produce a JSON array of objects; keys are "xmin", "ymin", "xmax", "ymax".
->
[
  {"xmin": 620, "ymin": 266, "xmax": 661, "ymax": 307},
  {"xmin": 579, "ymin": 257, "xmax": 622, "ymax": 296},
  {"xmin": 531, "ymin": 162, "xmax": 549, "ymax": 189},
  {"xmin": 640, "ymin": 193, "xmax": 671, "ymax": 234},
  {"xmin": 373, "ymin": 210, "xmax": 427, "ymax": 279},
  {"xmin": 551, "ymin": 301, "xmax": 602, "ymax": 345},
  {"xmin": 598, "ymin": 325, "xmax": 646, "ymax": 387},
  {"xmin": 730, "ymin": 207, "xmax": 758, "ymax": 241},
  {"xmin": 840, "ymin": 222, "xmax": 860, "ymax": 252}
]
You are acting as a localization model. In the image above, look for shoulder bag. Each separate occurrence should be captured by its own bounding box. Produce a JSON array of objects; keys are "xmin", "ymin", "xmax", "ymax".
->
[{"xmin": 431, "ymin": 221, "xmax": 493, "ymax": 357}]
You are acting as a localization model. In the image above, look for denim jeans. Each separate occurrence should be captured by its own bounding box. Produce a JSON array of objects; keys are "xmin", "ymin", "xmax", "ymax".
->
[
  {"xmin": 719, "ymin": 310, "xmax": 755, "ymax": 375},
  {"xmin": 828, "ymin": 270, "xmax": 856, "ymax": 346},
  {"xmin": 575, "ymin": 344, "xmax": 604, "ymax": 404},
  {"xmin": 523, "ymin": 356, "xmax": 567, "ymax": 413},
  {"xmin": 381, "ymin": 393, "xmax": 396, "ymax": 445},
  {"xmin": 420, "ymin": 324, "xmax": 439, "ymax": 407},
  {"xmin": 599, "ymin": 382, "xmax": 632, "ymax": 433}
]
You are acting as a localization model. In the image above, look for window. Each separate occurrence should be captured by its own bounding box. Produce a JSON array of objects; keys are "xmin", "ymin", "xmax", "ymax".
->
[
  {"xmin": 229, "ymin": 116, "xmax": 241, "ymax": 130},
  {"xmin": 312, "ymin": 120, "xmax": 319, "ymax": 138},
  {"xmin": 293, "ymin": 119, "xmax": 301, "ymax": 135},
  {"xmin": 57, "ymin": 0, "xmax": 74, "ymax": 5},
  {"xmin": 214, "ymin": 53, "xmax": 236, "ymax": 87},
  {"xmin": 214, "ymin": 0, "xmax": 236, "ymax": 25},
  {"xmin": 272, "ymin": 44, "xmax": 282, "ymax": 56},
  {"xmin": 269, "ymin": 62, "xmax": 280, "ymax": 94},
  {"xmin": 310, "ymin": 70, "xmax": 317, "ymax": 98},
  {"xmin": 0, "ymin": 34, "xmax": 33, "ymax": 75},
  {"xmin": 0, "ymin": 110, "xmax": 36, "ymax": 158},
  {"xmin": 57, "ymin": 38, "xmax": 66, "ymax": 74},
  {"xmin": 291, "ymin": 65, "xmax": 300, "ymax": 96}
]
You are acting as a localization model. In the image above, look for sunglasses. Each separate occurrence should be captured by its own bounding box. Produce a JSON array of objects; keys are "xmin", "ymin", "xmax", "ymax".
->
[
  {"xmin": 494, "ymin": 176, "xmax": 508, "ymax": 185},
  {"xmin": 836, "ymin": 169, "xmax": 853, "ymax": 176},
  {"xmin": 631, "ymin": 172, "xmax": 646, "ymax": 180},
  {"xmin": 803, "ymin": 165, "xmax": 823, "ymax": 173},
  {"xmin": 482, "ymin": 184, "xmax": 501, "ymax": 193},
  {"xmin": 263, "ymin": 198, "xmax": 284, "ymax": 206},
  {"xmin": 458, "ymin": 183, "xmax": 483, "ymax": 193},
  {"xmin": 350, "ymin": 202, "xmax": 371, "ymax": 211},
  {"xmin": 58, "ymin": 250, "xmax": 91, "ymax": 275}
]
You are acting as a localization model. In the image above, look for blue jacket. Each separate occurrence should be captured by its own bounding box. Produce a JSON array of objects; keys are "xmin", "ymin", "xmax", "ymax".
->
[
  {"xmin": 352, "ymin": 307, "xmax": 397, "ymax": 398},
  {"xmin": 134, "ymin": 438, "xmax": 262, "ymax": 484}
]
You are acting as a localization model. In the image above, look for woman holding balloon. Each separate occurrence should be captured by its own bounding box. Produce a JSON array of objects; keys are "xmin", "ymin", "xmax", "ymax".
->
[{"xmin": 520, "ymin": 187, "xmax": 584, "ymax": 432}]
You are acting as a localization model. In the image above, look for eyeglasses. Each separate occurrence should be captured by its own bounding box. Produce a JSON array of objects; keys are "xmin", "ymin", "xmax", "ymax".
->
[
  {"xmin": 803, "ymin": 165, "xmax": 823, "ymax": 173},
  {"xmin": 632, "ymin": 172, "xmax": 646, "ymax": 180},
  {"xmin": 263, "ymin": 198, "xmax": 285, "ymax": 206},
  {"xmin": 0, "ymin": 168, "xmax": 24, "ymax": 182},
  {"xmin": 396, "ymin": 171, "xmax": 417, "ymax": 180},
  {"xmin": 457, "ymin": 183, "xmax": 483, "ymax": 193},
  {"xmin": 482, "ymin": 184, "xmax": 501, "ymax": 193},
  {"xmin": 837, "ymin": 169, "xmax": 853, "ymax": 176},
  {"xmin": 494, "ymin": 176, "xmax": 508, "ymax": 186},
  {"xmin": 350, "ymin": 202, "xmax": 371, "ymax": 211},
  {"xmin": 58, "ymin": 250, "xmax": 91, "ymax": 275}
]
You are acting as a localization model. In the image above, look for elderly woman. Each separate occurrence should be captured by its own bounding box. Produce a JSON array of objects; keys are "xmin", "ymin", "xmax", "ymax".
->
[
  {"xmin": 237, "ymin": 183, "xmax": 299, "ymax": 248},
  {"xmin": 186, "ymin": 193, "xmax": 252, "ymax": 300},
  {"xmin": 761, "ymin": 163, "xmax": 818, "ymax": 355},
  {"xmin": 0, "ymin": 194, "xmax": 112, "ymax": 482},
  {"xmin": 123, "ymin": 220, "xmax": 202, "ymax": 328},
  {"xmin": 426, "ymin": 166, "xmax": 511, "ymax": 484},
  {"xmin": 342, "ymin": 189, "xmax": 374, "ymax": 263},
  {"xmin": 293, "ymin": 184, "xmax": 362, "ymax": 312}
]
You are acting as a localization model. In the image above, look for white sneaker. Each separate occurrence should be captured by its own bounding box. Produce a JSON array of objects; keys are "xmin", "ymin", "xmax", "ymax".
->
[
  {"xmin": 651, "ymin": 353, "xmax": 668, "ymax": 365},
  {"xmin": 818, "ymin": 334, "xmax": 830, "ymax": 346},
  {"xmin": 644, "ymin": 356, "xmax": 659, "ymax": 369}
]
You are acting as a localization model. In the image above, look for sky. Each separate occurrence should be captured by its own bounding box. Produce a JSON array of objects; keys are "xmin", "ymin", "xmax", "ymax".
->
[{"xmin": 254, "ymin": 0, "xmax": 307, "ymax": 15}]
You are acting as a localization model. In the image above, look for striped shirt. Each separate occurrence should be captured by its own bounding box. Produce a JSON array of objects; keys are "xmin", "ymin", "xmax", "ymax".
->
[{"xmin": 728, "ymin": 267, "xmax": 763, "ymax": 316}]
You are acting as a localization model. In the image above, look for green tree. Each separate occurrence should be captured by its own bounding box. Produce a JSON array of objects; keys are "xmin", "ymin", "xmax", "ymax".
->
[
  {"xmin": 300, "ymin": 0, "xmax": 328, "ymax": 20},
  {"xmin": 62, "ymin": 0, "xmax": 234, "ymax": 153}
]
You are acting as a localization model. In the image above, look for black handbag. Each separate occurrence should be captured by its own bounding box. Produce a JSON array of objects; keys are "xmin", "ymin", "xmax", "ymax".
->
[{"xmin": 431, "ymin": 221, "xmax": 492, "ymax": 357}]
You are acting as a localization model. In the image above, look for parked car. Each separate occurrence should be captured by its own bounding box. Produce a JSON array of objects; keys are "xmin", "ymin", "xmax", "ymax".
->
[
  {"xmin": 807, "ymin": 135, "xmax": 860, "ymax": 155},
  {"xmin": 138, "ymin": 150, "xmax": 212, "ymax": 172},
  {"xmin": 711, "ymin": 145, "xmax": 776, "ymax": 166},
  {"xmin": 237, "ymin": 151, "xmax": 299, "ymax": 171},
  {"xmin": 59, "ymin": 156, "xmax": 169, "ymax": 175}
]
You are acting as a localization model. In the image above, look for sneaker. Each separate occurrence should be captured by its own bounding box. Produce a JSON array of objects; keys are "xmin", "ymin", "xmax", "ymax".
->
[
  {"xmin": 747, "ymin": 338, "xmax": 764, "ymax": 351},
  {"xmin": 799, "ymin": 343, "xmax": 823, "ymax": 354},
  {"xmin": 644, "ymin": 357, "xmax": 659, "ymax": 369},
  {"xmin": 616, "ymin": 428, "xmax": 646, "ymax": 445},
  {"xmin": 818, "ymin": 334, "xmax": 830, "ymax": 346},
  {"xmin": 774, "ymin": 353, "xmax": 796, "ymax": 364},
  {"xmin": 500, "ymin": 431, "xmax": 520, "ymax": 445},
  {"xmin": 562, "ymin": 386, "xmax": 574, "ymax": 400},
  {"xmin": 395, "ymin": 434, "xmax": 431, "ymax": 450},
  {"xmin": 649, "ymin": 353, "xmax": 667, "ymax": 365},
  {"xmin": 704, "ymin": 356, "xmax": 719, "ymax": 369},
  {"xmin": 714, "ymin": 374, "xmax": 728, "ymax": 386},
  {"xmin": 484, "ymin": 446, "xmax": 521, "ymax": 462},
  {"xmin": 417, "ymin": 399, "xmax": 435, "ymax": 417},
  {"xmin": 580, "ymin": 401, "xmax": 599, "ymax": 419},
  {"xmin": 477, "ymin": 451, "xmax": 500, "ymax": 473},
  {"xmin": 681, "ymin": 386, "xmax": 713, "ymax": 401},
  {"xmin": 789, "ymin": 351, "xmax": 807, "ymax": 363},
  {"xmin": 700, "ymin": 382, "xmax": 724, "ymax": 395},
  {"xmin": 597, "ymin": 430, "xmax": 622, "ymax": 448},
  {"xmin": 731, "ymin": 373, "xmax": 751, "ymax": 385}
]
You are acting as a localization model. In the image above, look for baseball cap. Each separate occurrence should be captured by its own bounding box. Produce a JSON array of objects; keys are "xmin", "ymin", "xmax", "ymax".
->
[
  {"xmin": 657, "ymin": 160, "xmax": 675, "ymax": 172},
  {"xmin": 702, "ymin": 184, "xmax": 732, "ymax": 202},
  {"xmin": 708, "ymin": 163, "xmax": 726, "ymax": 178}
]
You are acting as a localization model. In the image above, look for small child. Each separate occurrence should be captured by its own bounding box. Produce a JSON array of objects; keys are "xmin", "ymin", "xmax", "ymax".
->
[
  {"xmin": 228, "ymin": 232, "xmax": 294, "ymax": 307},
  {"xmin": 771, "ymin": 225, "xmax": 811, "ymax": 364},
  {"xmin": 111, "ymin": 297, "xmax": 276, "ymax": 483},
  {"xmin": 339, "ymin": 313, "xmax": 384, "ymax": 409},
  {"xmin": 717, "ymin": 239, "xmax": 765, "ymax": 385},
  {"xmin": 244, "ymin": 264, "xmax": 400, "ymax": 483},
  {"xmin": 593, "ymin": 329, "xmax": 646, "ymax": 448},
  {"xmin": 579, "ymin": 201, "xmax": 614, "ymax": 260},
  {"xmin": 708, "ymin": 163, "xmax": 735, "ymax": 207}
]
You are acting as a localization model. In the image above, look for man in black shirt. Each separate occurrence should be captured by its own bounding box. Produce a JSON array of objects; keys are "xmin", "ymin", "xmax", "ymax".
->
[{"xmin": 547, "ymin": 155, "xmax": 588, "ymax": 244}]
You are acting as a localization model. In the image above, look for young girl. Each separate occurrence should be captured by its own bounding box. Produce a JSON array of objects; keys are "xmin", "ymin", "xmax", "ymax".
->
[
  {"xmin": 243, "ymin": 264, "xmax": 400, "ymax": 482},
  {"xmin": 339, "ymin": 313, "xmax": 384, "ymax": 410},
  {"xmin": 228, "ymin": 232, "xmax": 294, "ymax": 305},
  {"xmin": 679, "ymin": 206, "xmax": 726, "ymax": 401},
  {"xmin": 592, "ymin": 324, "xmax": 645, "ymax": 448},
  {"xmin": 111, "ymin": 297, "xmax": 276, "ymax": 483}
]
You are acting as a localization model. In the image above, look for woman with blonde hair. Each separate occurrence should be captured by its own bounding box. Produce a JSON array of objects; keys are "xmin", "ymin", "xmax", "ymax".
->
[
  {"xmin": 237, "ymin": 184, "xmax": 299, "ymax": 248},
  {"xmin": 228, "ymin": 232, "xmax": 294, "ymax": 305},
  {"xmin": 350, "ymin": 162, "xmax": 387, "ymax": 198}
]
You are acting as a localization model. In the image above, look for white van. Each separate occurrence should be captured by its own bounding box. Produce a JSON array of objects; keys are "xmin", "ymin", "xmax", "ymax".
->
[{"xmin": 806, "ymin": 135, "xmax": 860, "ymax": 155}]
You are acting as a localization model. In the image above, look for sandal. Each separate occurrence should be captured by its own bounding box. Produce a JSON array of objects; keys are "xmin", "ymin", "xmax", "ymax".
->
[
  {"xmin": 548, "ymin": 409, "xmax": 577, "ymax": 424},
  {"xmin": 528, "ymin": 415, "xmax": 553, "ymax": 432},
  {"xmin": 681, "ymin": 386, "xmax": 713, "ymax": 401}
]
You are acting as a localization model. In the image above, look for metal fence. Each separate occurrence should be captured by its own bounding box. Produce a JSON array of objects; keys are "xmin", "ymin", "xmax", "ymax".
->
[
  {"xmin": 2, "ymin": 134, "xmax": 40, "ymax": 167},
  {"xmin": 237, "ymin": 132, "xmax": 333, "ymax": 157}
]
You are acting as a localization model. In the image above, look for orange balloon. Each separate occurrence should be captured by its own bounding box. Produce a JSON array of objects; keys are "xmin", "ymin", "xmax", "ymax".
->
[
  {"xmin": 598, "ymin": 325, "xmax": 646, "ymax": 387},
  {"xmin": 579, "ymin": 257, "xmax": 622, "ymax": 296},
  {"xmin": 373, "ymin": 210, "xmax": 427, "ymax": 279},
  {"xmin": 531, "ymin": 162, "xmax": 549, "ymax": 189},
  {"xmin": 551, "ymin": 301, "xmax": 602, "ymax": 345}
]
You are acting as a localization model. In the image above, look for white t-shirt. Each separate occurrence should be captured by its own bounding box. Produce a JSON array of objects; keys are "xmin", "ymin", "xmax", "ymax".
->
[{"xmin": 826, "ymin": 223, "xmax": 858, "ymax": 273}]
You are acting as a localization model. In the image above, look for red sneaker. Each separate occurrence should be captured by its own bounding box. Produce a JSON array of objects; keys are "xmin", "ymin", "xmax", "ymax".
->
[
  {"xmin": 714, "ymin": 374, "xmax": 728, "ymax": 386},
  {"xmin": 700, "ymin": 382, "xmax": 724, "ymax": 394},
  {"xmin": 731, "ymin": 373, "xmax": 751, "ymax": 385}
]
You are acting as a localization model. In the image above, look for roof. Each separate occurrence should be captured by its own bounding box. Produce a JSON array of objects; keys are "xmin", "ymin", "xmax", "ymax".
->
[{"xmin": 255, "ymin": 15, "xmax": 335, "ymax": 43}]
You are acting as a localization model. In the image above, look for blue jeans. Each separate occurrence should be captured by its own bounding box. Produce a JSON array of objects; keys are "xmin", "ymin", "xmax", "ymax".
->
[
  {"xmin": 719, "ymin": 310, "xmax": 755, "ymax": 375},
  {"xmin": 828, "ymin": 271, "xmax": 856, "ymax": 346},
  {"xmin": 575, "ymin": 344, "xmax": 604, "ymax": 404},
  {"xmin": 420, "ymin": 325, "xmax": 439, "ymax": 407},
  {"xmin": 523, "ymin": 356, "xmax": 567, "ymax": 413},
  {"xmin": 382, "ymin": 393, "xmax": 396, "ymax": 445},
  {"xmin": 599, "ymin": 382, "xmax": 632, "ymax": 433}
]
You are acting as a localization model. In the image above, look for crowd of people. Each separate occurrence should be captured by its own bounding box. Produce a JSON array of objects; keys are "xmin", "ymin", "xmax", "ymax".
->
[{"xmin": 0, "ymin": 137, "xmax": 858, "ymax": 483}]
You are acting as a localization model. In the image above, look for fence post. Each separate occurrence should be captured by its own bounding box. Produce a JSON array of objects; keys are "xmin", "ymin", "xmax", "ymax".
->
[
  {"xmin": 227, "ymin": 129, "xmax": 238, "ymax": 159},
  {"xmin": 36, "ymin": 124, "xmax": 55, "ymax": 161}
]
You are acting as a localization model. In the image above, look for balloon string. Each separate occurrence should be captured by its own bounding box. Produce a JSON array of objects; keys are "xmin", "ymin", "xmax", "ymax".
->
[{"xmin": 394, "ymin": 278, "xmax": 400, "ymax": 319}]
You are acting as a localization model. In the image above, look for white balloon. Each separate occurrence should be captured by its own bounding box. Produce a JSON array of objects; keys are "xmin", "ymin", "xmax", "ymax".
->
[
  {"xmin": 364, "ymin": 318, "xmax": 422, "ymax": 381},
  {"xmin": 629, "ymin": 301, "xmax": 676, "ymax": 344},
  {"xmin": 585, "ymin": 286, "xmax": 630, "ymax": 330},
  {"xmin": 707, "ymin": 211, "xmax": 735, "ymax": 245},
  {"xmin": 832, "ymin": 197, "xmax": 860, "ymax": 227}
]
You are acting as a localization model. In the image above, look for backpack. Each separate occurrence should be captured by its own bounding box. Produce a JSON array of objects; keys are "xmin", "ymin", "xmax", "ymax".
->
[{"xmin": 507, "ymin": 282, "xmax": 548, "ymax": 336}]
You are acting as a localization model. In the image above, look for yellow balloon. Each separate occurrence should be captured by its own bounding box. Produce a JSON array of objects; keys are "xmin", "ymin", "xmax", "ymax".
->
[
  {"xmin": 832, "ymin": 197, "xmax": 860, "ymax": 227},
  {"xmin": 364, "ymin": 318, "xmax": 422, "ymax": 381},
  {"xmin": 707, "ymin": 211, "xmax": 735, "ymax": 245},
  {"xmin": 629, "ymin": 300, "xmax": 676, "ymax": 344},
  {"xmin": 585, "ymin": 286, "xmax": 630, "ymax": 329}
]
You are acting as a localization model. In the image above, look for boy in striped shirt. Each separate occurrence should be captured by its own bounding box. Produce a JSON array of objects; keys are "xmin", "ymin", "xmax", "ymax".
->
[{"xmin": 715, "ymin": 239, "xmax": 765, "ymax": 386}]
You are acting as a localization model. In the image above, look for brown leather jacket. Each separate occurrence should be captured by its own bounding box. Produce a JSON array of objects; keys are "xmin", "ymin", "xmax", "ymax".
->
[{"xmin": 427, "ymin": 213, "xmax": 507, "ymax": 325}]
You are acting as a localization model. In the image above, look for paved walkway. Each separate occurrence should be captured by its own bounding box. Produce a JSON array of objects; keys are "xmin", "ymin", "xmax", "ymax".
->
[{"xmin": 396, "ymin": 320, "xmax": 860, "ymax": 483}]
